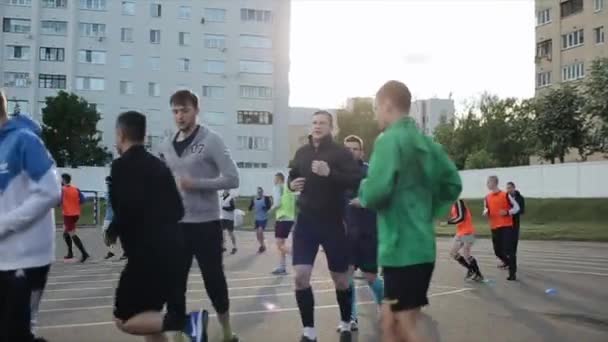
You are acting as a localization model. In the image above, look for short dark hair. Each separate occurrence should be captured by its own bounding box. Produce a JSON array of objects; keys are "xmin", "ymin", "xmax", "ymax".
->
[
  {"xmin": 275, "ymin": 172, "xmax": 285, "ymax": 181},
  {"xmin": 312, "ymin": 110, "xmax": 334, "ymax": 127},
  {"xmin": 488, "ymin": 175, "xmax": 499, "ymax": 184},
  {"xmin": 344, "ymin": 135, "xmax": 364, "ymax": 150},
  {"xmin": 507, "ymin": 181, "xmax": 515, "ymax": 187},
  {"xmin": 170, "ymin": 89, "xmax": 199, "ymax": 109},
  {"xmin": 116, "ymin": 111, "xmax": 146, "ymax": 143},
  {"xmin": 62, "ymin": 173, "xmax": 72, "ymax": 184},
  {"xmin": 376, "ymin": 80, "xmax": 412, "ymax": 113},
  {"xmin": 0, "ymin": 89, "xmax": 6, "ymax": 118}
]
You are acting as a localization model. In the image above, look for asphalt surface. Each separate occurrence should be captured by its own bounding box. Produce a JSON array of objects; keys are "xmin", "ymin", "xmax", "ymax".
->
[{"xmin": 36, "ymin": 230, "xmax": 608, "ymax": 342}]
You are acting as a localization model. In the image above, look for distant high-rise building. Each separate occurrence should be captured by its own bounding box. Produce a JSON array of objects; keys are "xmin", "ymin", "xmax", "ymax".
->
[
  {"xmin": 409, "ymin": 98, "xmax": 455, "ymax": 136},
  {"xmin": 535, "ymin": 0, "xmax": 607, "ymax": 92},
  {"xmin": 0, "ymin": 0, "xmax": 290, "ymax": 167}
]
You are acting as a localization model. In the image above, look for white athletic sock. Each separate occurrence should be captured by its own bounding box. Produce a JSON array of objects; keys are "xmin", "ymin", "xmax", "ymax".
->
[{"xmin": 303, "ymin": 327, "xmax": 317, "ymax": 339}]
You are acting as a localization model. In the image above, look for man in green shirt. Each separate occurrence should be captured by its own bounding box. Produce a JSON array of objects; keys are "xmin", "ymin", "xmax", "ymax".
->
[
  {"xmin": 359, "ymin": 81, "xmax": 462, "ymax": 342},
  {"xmin": 270, "ymin": 172, "xmax": 296, "ymax": 275}
]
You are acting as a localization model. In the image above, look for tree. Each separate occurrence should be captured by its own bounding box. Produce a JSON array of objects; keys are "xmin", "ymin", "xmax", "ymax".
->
[
  {"xmin": 41, "ymin": 91, "xmax": 112, "ymax": 167},
  {"xmin": 533, "ymin": 85, "xmax": 586, "ymax": 163},
  {"xmin": 582, "ymin": 57, "xmax": 608, "ymax": 155},
  {"xmin": 464, "ymin": 150, "xmax": 497, "ymax": 170},
  {"xmin": 336, "ymin": 99, "xmax": 381, "ymax": 159}
]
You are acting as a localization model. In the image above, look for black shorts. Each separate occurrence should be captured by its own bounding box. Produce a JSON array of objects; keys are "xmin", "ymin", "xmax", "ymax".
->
[
  {"xmin": 383, "ymin": 263, "xmax": 435, "ymax": 312},
  {"xmin": 349, "ymin": 234, "xmax": 378, "ymax": 274},
  {"xmin": 292, "ymin": 214, "xmax": 349, "ymax": 273},
  {"xmin": 221, "ymin": 219, "xmax": 234, "ymax": 232},
  {"xmin": 275, "ymin": 220, "xmax": 294, "ymax": 239},
  {"xmin": 25, "ymin": 264, "xmax": 51, "ymax": 290}
]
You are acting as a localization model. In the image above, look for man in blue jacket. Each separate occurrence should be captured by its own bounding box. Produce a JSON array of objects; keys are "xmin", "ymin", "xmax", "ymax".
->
[{"xmin": 0, "ymin": 90, "xmax": 62, "ymax": 342}]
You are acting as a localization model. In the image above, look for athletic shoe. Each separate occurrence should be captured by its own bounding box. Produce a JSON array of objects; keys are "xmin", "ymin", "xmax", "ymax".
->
[
  {"xmin": 472, "ymin": 273, "xmax": 484, "ymax": 282},
  {"xmin": 258, "ymin": 246, "xmax": 266, "ymax": 253},
  {"xmin": 336, "ymin": 319, "xmax": 358, "ymax": 332},
  {"xmin": 80, "ymin": 253, "xmax": 90, "ymax": 263},
  {"xmin": 104, "ymin": 252, "xmax": 115, "ymax": 260},
  {"xmin": 465, "ymin": 269, "xmax": 474, "ymax": 280},
  {"xmin": 300, "ymin": 336, "xmax": 317, "ymax": 342},
  {"xmin": 271, "ymin": 267, "xmax": 287, "ymax": 275},
  {"xmin": 184, "ymin": 309, "xmax": 209, "ymax": 342},
  {"xmin": 507, "ymin": 274, "xmax": 517, "ymax": 281},
  {"xmin": 64, "ymin": 254, "xmax": 73, "ymax": 260},
  {"xmin": 231, "ymin": 248, "xmax": 237, "ymax": 255},
  {"xmin": 339, "ymin": 330, "xmax": 352, "ymax": 342}
]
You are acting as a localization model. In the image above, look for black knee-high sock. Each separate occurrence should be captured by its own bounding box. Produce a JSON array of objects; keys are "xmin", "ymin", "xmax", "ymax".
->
[
  {"xmin": 71, "ymin": 235, "xmax": 88, "ymax": 256},
  {"xmin": 296, "ymin": 287, "xmax": 314, "ymax": 328},
  {"xmin": 336, "ymin": 287, "xmax": 353, "ymax": 323},
  {"xmin": 63, "ymin": 232, "xmax": 73, "ymax": 256},
  {"xmin": 454, "ymin": 255, "xmax": 471, "ymax": 270}
]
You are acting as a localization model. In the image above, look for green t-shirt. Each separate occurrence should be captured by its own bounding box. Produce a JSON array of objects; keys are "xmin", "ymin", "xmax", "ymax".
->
[{"xmin": 276, "ymin": 184, "xmax": 296, "ymax": 221}]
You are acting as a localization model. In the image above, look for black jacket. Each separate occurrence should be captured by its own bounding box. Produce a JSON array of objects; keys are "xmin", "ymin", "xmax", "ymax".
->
[
  {"xmin": 107, "ymin": 145, "xmax": 184, "ymax": 260},
  {"xmin": 512, "ymin": 190, "xmax": 525, "ymax": 216},
  {"xmin": 288, "ymin": 135, "xmax": 362, "ymax": 221}
]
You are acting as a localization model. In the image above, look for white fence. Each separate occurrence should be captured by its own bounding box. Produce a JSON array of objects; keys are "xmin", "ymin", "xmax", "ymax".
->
[{"xmin": 58, "ymin": 161, "xmax": 608, "ymax": 199}]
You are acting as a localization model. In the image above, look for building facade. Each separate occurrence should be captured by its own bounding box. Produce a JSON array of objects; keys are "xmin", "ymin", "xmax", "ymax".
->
[
  {"xmin": 409, "ymin": 98, "xmax": 455, "ymax": 136},
  {"xmin": 1, "ymin": 0, "xmax": 291, "ymax": 167},
  {"xmin": 535, "ymin": 0, "xmax": 607, "ymax": 92}
]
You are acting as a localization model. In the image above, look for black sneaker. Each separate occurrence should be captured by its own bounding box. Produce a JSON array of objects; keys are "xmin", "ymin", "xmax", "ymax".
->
[
  {"xmin": 258, "ymin": 246, "xmax": 266, "ymax": 253},
  {"xmin": 104, "ymin": 252, "xmax": 115, "ymax": 260},
  {"xmin": 507, "ymin": 274, "xmax": 517, "ymax": 281},
  {"xmin": 80, "ymin": 253, "xmax": 90, "ymax": 263},
  {"xmin": 300, "ymin": 336, "xmax": 316, "ymax": 342},
  {"xmin": 339, "ymin": 330, "xmax": 352, "ymax": 342},
  {"xmin": 465, "ymin": 269, "xmax": 474, "ymax": 280}
]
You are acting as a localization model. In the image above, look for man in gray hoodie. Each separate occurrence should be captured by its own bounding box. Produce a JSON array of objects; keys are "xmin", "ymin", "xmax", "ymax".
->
[{"xmin": 162, "ymin": 90, "xmax": 240, "ymax": 342}]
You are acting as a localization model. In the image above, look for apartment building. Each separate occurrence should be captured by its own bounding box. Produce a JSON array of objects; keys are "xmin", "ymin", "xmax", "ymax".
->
[
  {"xmin": 535, "ymin": 0, "xmax": 607, "ymax": 92},
  {"xmin": 409, "ymin": 98, "xmax": 455, "ymax": 136},
  {"xmin": 0, "ymin": 0, "xmax": 291, "ymax": 168}
]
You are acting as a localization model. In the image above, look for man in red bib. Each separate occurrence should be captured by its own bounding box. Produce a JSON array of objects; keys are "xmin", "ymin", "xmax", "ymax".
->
[{"xmin": 448, "ymin": 199, "xmax": 483, "ymax": 281}]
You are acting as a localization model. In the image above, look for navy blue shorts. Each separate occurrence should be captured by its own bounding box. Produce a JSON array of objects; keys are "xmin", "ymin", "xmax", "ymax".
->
[
  {"xmin": 275, "ymin": 221, "xmax": 294, "ymax": 239},
  {"xmin": 292, "ymin": 214, "xmax": 349, "ymax": 273},
  {"xmin": 255, "ymin": 220, "xmax": 268, "ymax": 229}
]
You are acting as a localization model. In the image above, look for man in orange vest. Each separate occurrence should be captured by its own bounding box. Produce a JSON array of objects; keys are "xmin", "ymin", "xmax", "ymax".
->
[
  {"xmin": 448, "ymin": 199, "xmax": 483, "ymax": 281},
  {"xmin": 484, "ymin": 176, "xmax": 520, "ymax": 281},
  {"xmin": 61, "ymin": 173, "xmax": 89, "ymax": 262}
]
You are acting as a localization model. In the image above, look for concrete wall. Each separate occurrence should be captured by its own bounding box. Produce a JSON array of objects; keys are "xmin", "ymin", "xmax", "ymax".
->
[{"xmin": 59, "ymin": 161, "xmax": 608, "ymax": 199}]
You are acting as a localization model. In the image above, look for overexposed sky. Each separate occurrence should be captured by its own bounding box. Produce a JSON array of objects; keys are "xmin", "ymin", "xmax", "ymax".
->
[{"xmin": 289, "ymin": 0, "xmax": 536, "ymax": 109}]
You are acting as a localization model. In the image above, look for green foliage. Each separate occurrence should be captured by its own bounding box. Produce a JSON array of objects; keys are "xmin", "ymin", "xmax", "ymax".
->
[
  {"xmin": 464, "ymin": 150, "xmax": 497, "ymax": 170},
  {"xmin": 335, "ymin": 99, "xmax": 381, "ymax": 158},
  {"xmin": 582, "ymin": 57, "xmax": 608, "ymax": 155},
  {"xmin": 41, "ymin": 91, "xmax": 112, "ymax": 167}
]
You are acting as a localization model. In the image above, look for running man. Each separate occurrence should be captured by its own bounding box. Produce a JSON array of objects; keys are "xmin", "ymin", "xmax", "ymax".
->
[
  {"xmin": 338, "ymin": 135, "xmax": 384, "ymax": 332},
  {"xmin": 270, "ymin": 172, "xmax": 296, "ymax": 275},
  {"xmin": 448, "ymin": 199, "xmax": 483, "ymax": 281},
  {"xmin": 220, "ymin": 190, "xmax": 238, "ymax": 254},
  {"xmin": 0, "ymin": 90, "xmax": 61, "ymax": 342},
  {"xmin": 289, "ymin": 110, "xmax": 362, "ymax": 342},
  {"xmin": 484, "ymin": 176, "xmax": 520, "ymax": 281},
  {"xmin": 162, "ymin": 90, "xmax": 240, "ymax": 342},
  {"xmin": 359, "ymin": 81, "xmax": 462, "ymax": 342},
  {"xmin": 103, "ymin": 176, "xmax": 118, "ymax": 260},
  {"xmin": 249, "ymin": 187, "xmax": 272, "ymax": 253},
  {"xmin": 105, "ymin": 111, "xmax": 203, "ymax": 342},
  {"xmin": 506, "ymin": 181, "xmax": 525, "ymax": 254},
  {"xmin": 60, "ymin": 173, "xmax": 89, "ymax": 262}
]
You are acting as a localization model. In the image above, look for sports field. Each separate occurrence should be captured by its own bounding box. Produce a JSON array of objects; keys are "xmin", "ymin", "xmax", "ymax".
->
[{"xmin": 38, "ymin": 230, "xmax": 608, "ymax": 342}]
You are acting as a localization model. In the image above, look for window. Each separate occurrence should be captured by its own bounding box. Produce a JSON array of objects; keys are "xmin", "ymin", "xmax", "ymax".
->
[
  {"xmin": 122, "ymin": 0, "xmax": 135, "ymax": 15},
  {"xmin": 240, "ymin": 35, "xmax": 272, "ymax": 49},
  {"xmin": 42, "ymin": 0, "xmax": 67, "ymax": 8},
  {"xmin": 80, "ymin": 0, "xmax": 106, "ymax": 11},
  {"xmin": 179, "ymin": 32, "xmax": 191, "ymax": 46},
  {"xmin": 78, "ymin": 49, "xmax": 106, "ymax": 64},
  {"xmin": 204, "ymin": 60, "xmax": 225, "ymax": 74},
  {"xmin": 237, "ymin": 136, "xmax": 270, "ymax": 151},
  {"xmin": 237, "ymin": 110, "xmax": 273, "ymax": 125},
  {"xmin": 6, "ymin": 0, "xmax": 31, "ymax": 6},
  {"xmin": 562, "ymin": 29, "xmax": 584, "ymax": 49},
  {"xmin": 39, "ymin": 47, "xmax": 65, "ymax": 61},
  {"xmin": 120, "ymin": 55, "xmax": 133, "ymax": 69},
  {"xmin": 205, "ymin": 8, "xmax": 226, "ymax": 22},
  {"xmin": 536, "ymin": 8, "xmax": 551, "ymax": 26},
  {"xmin": 149, "ymin": 56, "xmax": 160, "ymax": 70},
  {"xmin": 202, "ymin": 86, "xmax": 224, "ymax": 99},
  {"xmin": 595, "ymin": 26, "xmax": 605, "ymax": 44},
  {"xmin": 240, "ymin": 8, "xmax": 272, "ymax": 23},
  {"xmin": 39, "ymin": 74, "xmax": 66, "ymax": 89},
  {"xmin": 7, "ymin": 100, "xmax": 28, "ymax": 115},
  {"xmin": 79, "ymin": 23, "xmax": 106, "ymax": 38},
  {"xmin": 595, "ymin": 0, "xmax": 604, "ymax": 12},
  {"xmin": 120, "ymin": 81, "xmax": 134, "ymax": 95},
  {"xmin": 121, "ymin": 28, "xmax": 134, "ymax": 42},
  {"xmin": 239, "ymin": 60, "xmax": 273, "ymax": 74},
  {"xmin": 561, "ymin": 0, "xmax": 583, "ymax": 18},
  {"xmin": 240, "ymin": 85, "xmax": 273, "ymax": 99},
  {"xmin": 150, "ymin": 30, "xmax": 161, "ymax": 44},
  {"xmin": 202, "ymin": 112, "xmax": 225, "ymax": 126},
  {"xmin": 178, "ymin": 58, "xmax": 190, "ymax": 72},
  {"xmin": 236, "ymin": 162, "xmax": 268, "ymax": 169},
  {"xmin": 76, "ymin": 77, "xmax": 105, "ymax": 91},
  {"xmin": 3, "ymin": 18, "xmax": 31, "ymax": 33},
  {"xmin": 179, "ymin": 6, "xmax": 191, "ymax": 19},
  {"xmin": 151, "ymin": 3, "xmax": 162, "ymax": 17},
  {"xmin": 204, "ymin": 34, "xmax": 226, "ymax": 49},
  {"xmin": 148, "ymin": 82, "xmax": 160, "ymax": 97},
  {"xmin": 40, "ymin": 20, "xmax": 67, "ymax": 35},
  {"xmin": 536, "ymin": 71, "xmax": 552, "ymax": 88},
  {"xmin": 536, "ymin": 39, "xmax": 552, "ymax": 58},
  {"xmin": 562, "ymin": 62, "xmax": 585, "ymax": 81},
  {"xmin": 3, "ymin": 72, "xmax": 31, "ymax": 88},
  {"xmin": 5, "ymin": 45, "xmax": 30, "ymax": 60}
]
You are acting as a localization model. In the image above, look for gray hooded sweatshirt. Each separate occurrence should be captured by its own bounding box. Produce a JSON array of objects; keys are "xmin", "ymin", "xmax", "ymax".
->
[{"xmin": 162, "ymin": 125, "xmax": 239, "ymax": 223}]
